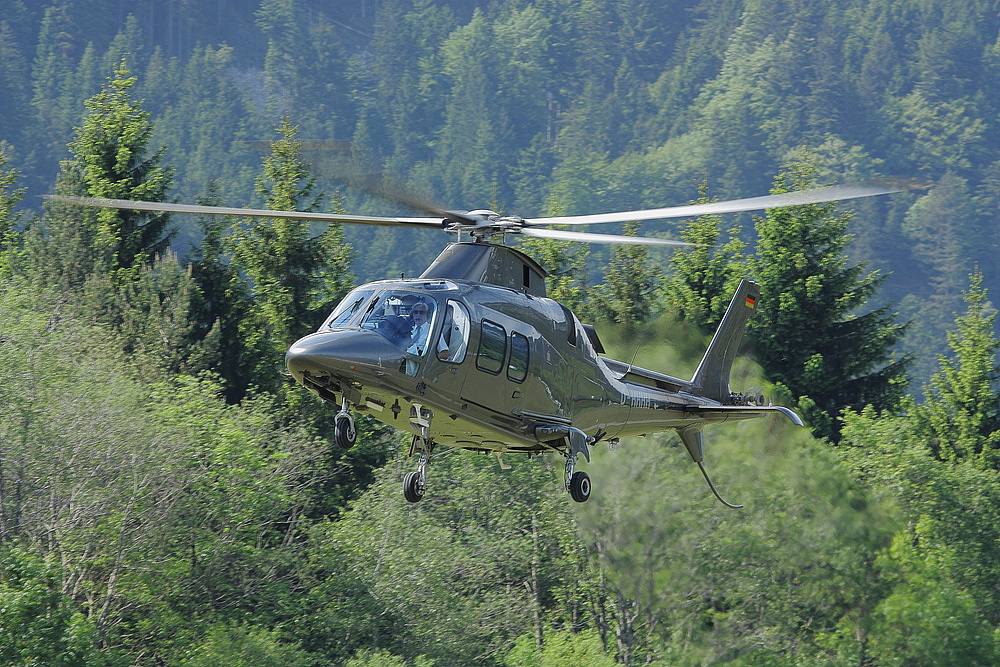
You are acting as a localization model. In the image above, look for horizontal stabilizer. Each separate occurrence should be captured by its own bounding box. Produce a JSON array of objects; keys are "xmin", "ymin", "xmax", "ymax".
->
[{"xmin": 687, "ymin": 404, "xmax": 804, "ymax": 426}]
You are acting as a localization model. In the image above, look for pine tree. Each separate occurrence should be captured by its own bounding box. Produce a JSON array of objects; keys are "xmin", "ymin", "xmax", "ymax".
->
[
  {"xmin": 230, "ymin": 118, "xmax": 353, "ymax": 393},
  {"xmin": 29, "ymin": 6, "xmax": 76, "ymax": 185},
  {"xmin": 918, "ymin": 267, "xmax": 1000, "ymax": 468},
  {"xmin": 750, "ymin": 165, "xmax": 911, "ymax": 440},
  {"xmin": 593, "ymin": 221, "xmax": 662, "ymax": 329},
  {"xmin": 666, "ymin": 187, "xmax": 747, "ymax": 333},
  {"xmin": 0, "ymin": 146, "xmax": 24, "ymax": 278},
  {"xmin": 188, "ymin": 181, "xmax": 252, "ymax": 401},
  {"xmin": 517, "ymin": 204, "xmax": 591, "ymax": 316},
  {"xmin": 68, "ymin": 59, "xmax": 174, "ymax": 282},
  {"xmin": 0, "ymin": 22, "xmax": 30, "ymax": 151}
]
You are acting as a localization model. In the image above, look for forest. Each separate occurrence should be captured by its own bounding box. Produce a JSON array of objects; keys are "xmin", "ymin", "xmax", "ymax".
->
[{"xmin": 2, "ymin": 0, "xmax": 1000, "ymax": 664}]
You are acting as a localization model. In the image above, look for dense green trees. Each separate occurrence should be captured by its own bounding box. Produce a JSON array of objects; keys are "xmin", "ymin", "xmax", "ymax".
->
[{"xmin": 5, "ymin": 1, "xmax": 1000, "ymax": 665}]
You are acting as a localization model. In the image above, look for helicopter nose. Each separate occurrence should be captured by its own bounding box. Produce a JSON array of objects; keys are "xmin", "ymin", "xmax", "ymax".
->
[{"xmin": 285, "ymin": 329, "xmax": 405, "ymax": 378}]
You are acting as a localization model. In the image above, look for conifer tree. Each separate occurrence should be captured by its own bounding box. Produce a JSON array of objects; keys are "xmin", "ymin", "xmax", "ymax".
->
[
  {"xmin": 749, "ymin": 165, "xmax": 911, "ymax": 440},
  {"xmin": 517, "ymin": 204, "xmax": 591, "ymax": 316},
  {"xmin": 230, "ymin": 118, "xmax": 353, "ymax": 393},
  {"xmin": 0, "ymin": 146, "xmax": 24, "ymax": 278},
  {"xmin": 188, "ymin": 182, "xmax": 252, "ymax": 401},
  {"xmin": 666, "ymin": 188, "xmax": 748, "ymax": 333},
  {"xmin": 0, "ymin": 22, "xmax": 29, "ymax": 152},
  {"xmin": 69, "ymin": 60, "xmax": 173, "ymax": 282},
  {"xmin": 29, "ymin": 7, "xmax": 75, "ymax": 180},
  {"xmin": 29, "ymin": 61, "xmax": 174, "ymax": 291},
  {"xmin": 918, "ymin": 267, "xmax": 1000, "ymax": 467},
  {"xmin": 593, "ymin": 221, "xmax": 661, "ymax": 329}
]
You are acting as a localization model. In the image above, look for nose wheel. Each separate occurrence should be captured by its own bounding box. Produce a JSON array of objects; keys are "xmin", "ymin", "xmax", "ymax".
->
[{"xmin": 334, "ymin": 398, "xmax": 356, "ymax": 450}]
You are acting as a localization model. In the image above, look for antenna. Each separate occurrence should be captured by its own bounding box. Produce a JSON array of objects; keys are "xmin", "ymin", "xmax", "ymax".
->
[
  {"xmin": 696, "ymin": 461, "xmax": 744, "ymax": 509},
  {"xmin": 625, "ymin": 346, "xmax": 640, "ymax": 375}
]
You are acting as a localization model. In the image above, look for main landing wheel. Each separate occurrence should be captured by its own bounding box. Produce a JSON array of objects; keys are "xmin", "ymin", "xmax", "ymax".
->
[
  {"xmin": 569, "ymin": 471, "xmax": 591, "ymax": 503},
  {"xmin": 403, "ymin": 471, "xmax": 424, "ymax": 503},
  {"xmin": 334, "ymin": 414, "xmax": 356, "ymax": 450}
]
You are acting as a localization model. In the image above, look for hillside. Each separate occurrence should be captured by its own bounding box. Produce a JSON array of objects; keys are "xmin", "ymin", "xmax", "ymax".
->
[{"xmin": 4, "ymin": 1, "xmax": 1000, "ymax": 665}]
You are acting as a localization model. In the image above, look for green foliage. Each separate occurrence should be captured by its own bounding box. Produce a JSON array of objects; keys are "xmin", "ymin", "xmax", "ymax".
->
[
  {"xmin": 9, "ymin": 2, "xmax": 1000, "ymax": 665},
  {"xmin": 505, "ymin": 630, "xmax": 617, "ymax": 667},
  {"xmin": 183, "ymin": 624, "xmax": 314, "ymax": 667},
  {"xmin": 517, "ymin": 203, "xmax": 592, "ymax": 315},
  {"xmin": 0, "ymin": 547, "xmax": 119, "ymax": 666},
  {"xmin": 666, "ymin": 189, "xmax": 747, "ymax": 333},
  {"xmin": 0, "ymin": 145, "xmax": 24, "ymax": 277},
  {"xmin": 890, "ymin": 91, "xmax": 986, "ymax": 175},
  {"xmin": 592, "ymin": 221, "xmax": 662, "ymax": 330},
  {"xmin": 749, "ymin": 164, "xmax": 911, "ymax": 439},
  {"xmin": 300, "ymin": 448, "xmax": 598, "ymax": 665},
  {"xmin": 576, "ymin": 417, "xmax": 896, "ymax": 665},
  {"xmin": 869, "ymin": 531, "xmax": 998, "ymax": 666},
  {"xmin": 67, "ymin": 59, "xmax": 173, "ymax": 282},
  {"xmin": 230, "ymin": 118, "xmax": 353, "ymax": 392},
  {"xmin": 346, "ymin": 649, "xmax": 434, "ymax": 667},
  {"xmin": 0, "ymin": 283, "xmax": 336, "ymax": 661},
  {"xmin": 917, "ymin": 267, "xmax": 1000, "ymax": 466}
]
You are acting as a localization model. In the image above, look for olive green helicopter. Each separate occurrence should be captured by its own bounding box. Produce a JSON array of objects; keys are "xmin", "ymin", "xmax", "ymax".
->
[{"xmin": 50, "ymin": 181, "xmax": 905, "ymax": 507}]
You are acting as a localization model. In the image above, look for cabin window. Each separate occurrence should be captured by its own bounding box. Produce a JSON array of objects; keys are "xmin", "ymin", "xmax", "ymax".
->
[
  {"xmin": 508, "ymin": 332, "xmax": 529, "ymax": 383},
  {"xmin": 437, "ymin": 301, "xmax": 471, "ymax": 363},
  {"xmin": 323, "ymin": 288, "xmax": 375, "ymax": 329},
  {"xmin": 476, "ymin": 320, "xmax": 507, "ymax": 375}
]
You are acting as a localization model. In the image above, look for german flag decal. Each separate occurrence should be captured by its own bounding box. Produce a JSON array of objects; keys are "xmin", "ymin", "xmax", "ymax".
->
[{"xmin": 745, "ymin": 295, "xmax": 756, "ymax": 309}]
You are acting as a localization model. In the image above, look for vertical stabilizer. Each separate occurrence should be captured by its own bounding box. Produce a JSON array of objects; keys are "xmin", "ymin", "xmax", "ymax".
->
[{"xmin": 690, "ymin": 279, "xmax": 760, "ymax": 401}]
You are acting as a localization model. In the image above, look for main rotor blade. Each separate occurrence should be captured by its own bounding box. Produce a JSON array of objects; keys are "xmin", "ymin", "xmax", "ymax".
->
[
  {"xmin": 521, "ymin": 227, "xmax": 698, "ymax": 246},
  {"xmin": 523, "ymin": 181, "xmax": 918, "ymax": 227},
  {"xmin": 321, "ymin": 157, "xmax": 484, "ymax": 226},
  {"xmin": 42, "ymin": 195, "xmax": 447, "ymax": 229}
]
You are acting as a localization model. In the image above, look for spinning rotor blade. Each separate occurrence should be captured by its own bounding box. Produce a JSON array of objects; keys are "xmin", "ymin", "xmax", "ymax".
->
[
  {"xmin": 42, "ymin": 195, "xmax": 446, "ymax": 230},
  {"xmin": 521, "ymin": 227, "xmax": 697, "ymax": 246},
  {"xmin": 318, "ymin": 156, "xmax": 485, "ymax": 226},
  {"xmin": 524, "ymin": 181, "xmax": 918, "ymax": 227}
]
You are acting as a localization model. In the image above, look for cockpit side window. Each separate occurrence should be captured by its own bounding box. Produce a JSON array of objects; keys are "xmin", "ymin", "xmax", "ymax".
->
[
  {"xmin": 437, "ymin": 300, "xmax": 471, "ymax": 363},
  {"xmin": 361, "ymin": 291, "xmax": 438, "ymax": 354},
  {"xmin": 322, "ymin": 289, "xmax": 375, "ymax": 329},
  {"xmin": 476, "ymin": 320, "xmax": 507, "ymax": 375}
]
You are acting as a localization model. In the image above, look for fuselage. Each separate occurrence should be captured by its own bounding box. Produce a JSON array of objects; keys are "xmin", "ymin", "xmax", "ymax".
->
[{"xmin": 285, "ymin": 277, "xmax": 744, "ymax": 454}]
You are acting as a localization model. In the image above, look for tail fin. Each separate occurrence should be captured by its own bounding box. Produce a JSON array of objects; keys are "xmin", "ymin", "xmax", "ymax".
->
[{"xmin": 690, "ymin": 279, "xmax": 760, "ymax": 401}]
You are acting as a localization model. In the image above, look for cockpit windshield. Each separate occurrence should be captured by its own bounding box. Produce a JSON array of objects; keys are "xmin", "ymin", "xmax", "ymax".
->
[
  {"xmin": 361, "ymin": 291, "xmax": 439, "ymax": 356},
  {"xmin": 322, "ymin": 288, "xmax": 376, "ymax": 329}
]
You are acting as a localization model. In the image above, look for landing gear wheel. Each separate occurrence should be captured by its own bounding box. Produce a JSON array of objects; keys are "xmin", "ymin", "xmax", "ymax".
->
[
  {"xmin": 403, "ymin": 471, "xmax": 424, "ymax": 503},
  {"xmin": 569, "ymin": 471, "xmax": 591, "ymax": 503},
  {"xmin": 334, "ymin": 415, "xmax": 356, "ymax": 450}
]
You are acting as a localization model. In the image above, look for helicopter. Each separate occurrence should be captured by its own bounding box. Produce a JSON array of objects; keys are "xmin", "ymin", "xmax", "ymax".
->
[{"xmin": 49, "ymin": 181, "xmax": 906, "ymax": 506}]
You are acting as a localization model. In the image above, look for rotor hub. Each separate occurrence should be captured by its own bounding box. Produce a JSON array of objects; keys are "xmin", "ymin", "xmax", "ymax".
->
[{"xmin": 445, "ymin": 210, "xmax": 526, "ymax": 242}]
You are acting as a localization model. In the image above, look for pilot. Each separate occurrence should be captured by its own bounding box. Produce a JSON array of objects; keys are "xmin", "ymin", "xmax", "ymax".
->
[{"xmin": 406, "ymin": 302, "xmax": 433, "ymax": 355}]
